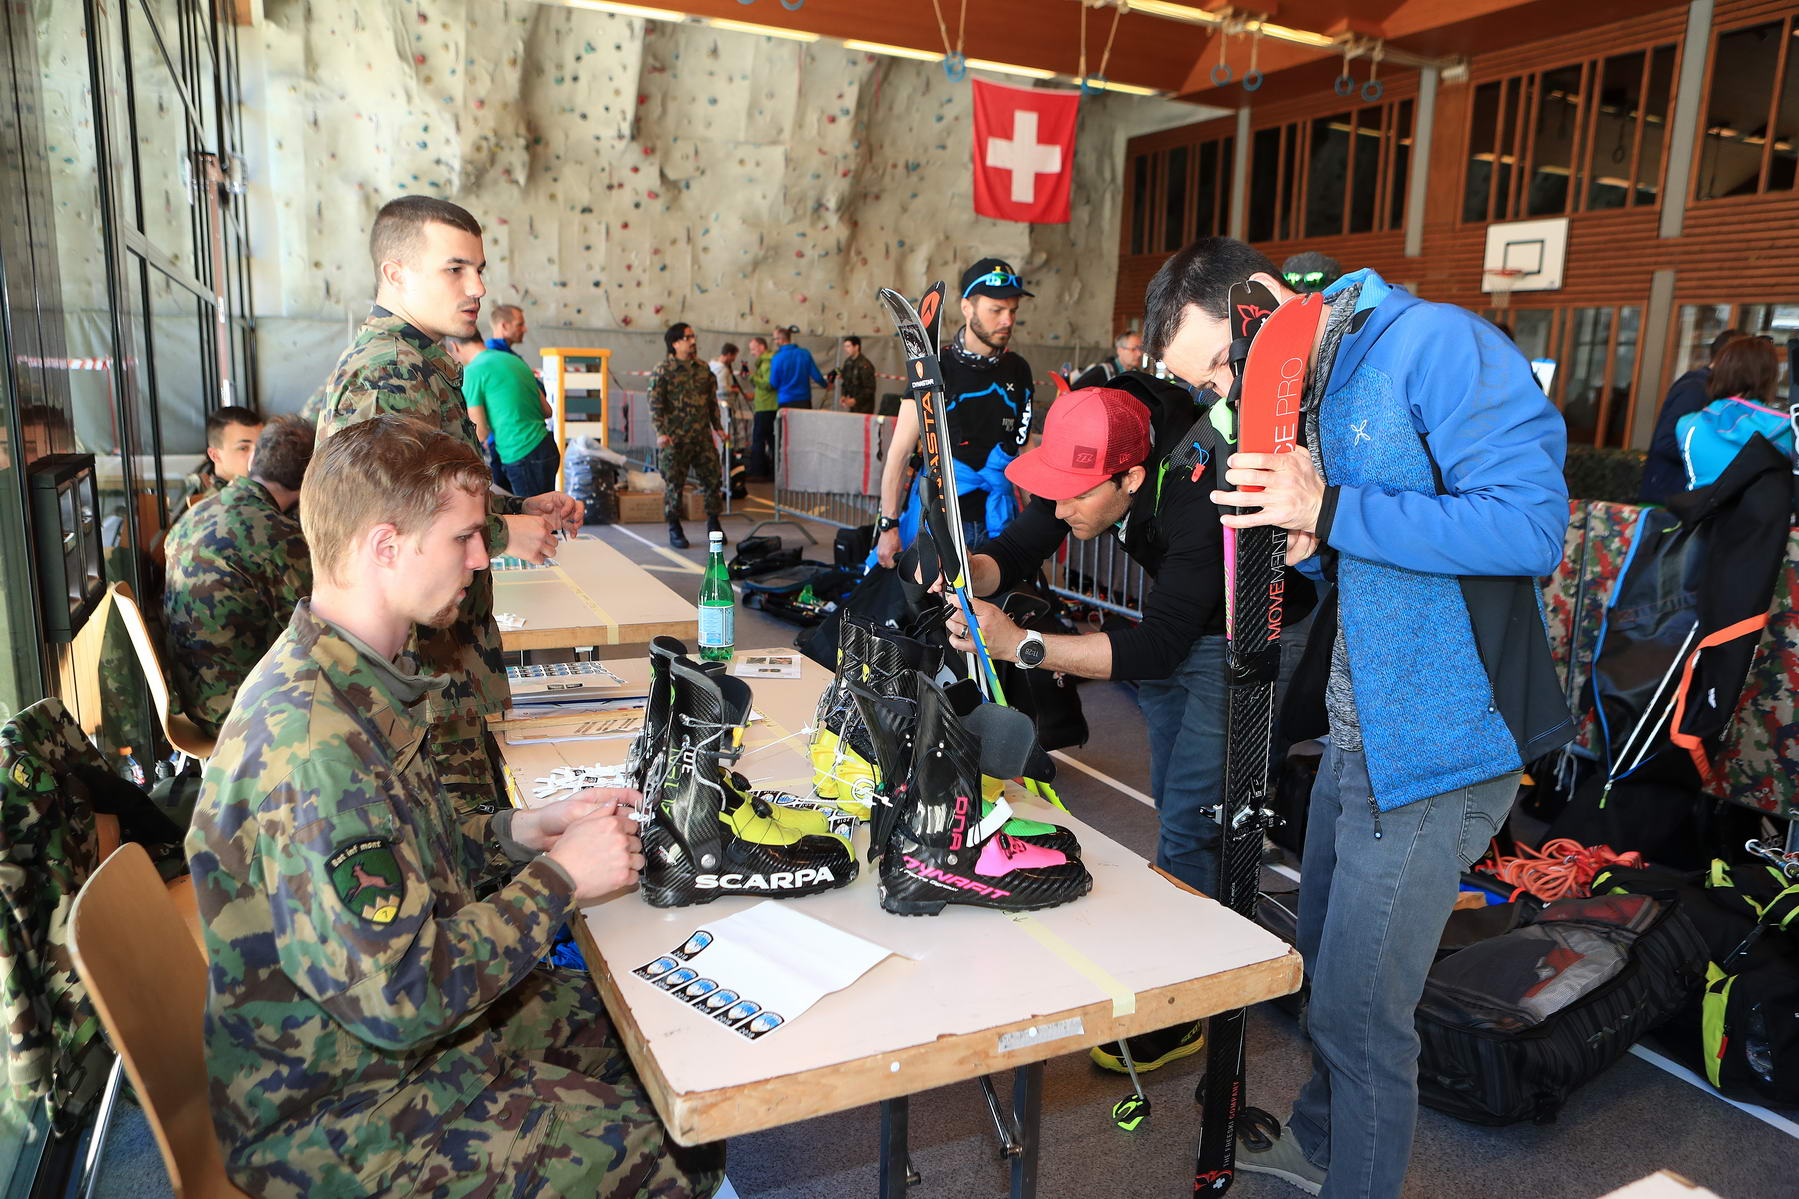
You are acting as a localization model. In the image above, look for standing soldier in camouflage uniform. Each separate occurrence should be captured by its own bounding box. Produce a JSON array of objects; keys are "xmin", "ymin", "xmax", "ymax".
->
[
  {"xmin": 187, "ymin": 417, "xmax": 722, "ymax": 1198},
  {"xmin": 648, "ymin": 322, "xmax": 723, "ymax": 549},
  {"xmin": 163, "ymin": 415, "xmax": 316, "ymax": 738},
  {"xmin": 318, "ymin": 196, "xmax": 581, "ymax": 818},
  {"xmin": 837, "ymin": 335, "xmax": 877, "ymax": 414}
]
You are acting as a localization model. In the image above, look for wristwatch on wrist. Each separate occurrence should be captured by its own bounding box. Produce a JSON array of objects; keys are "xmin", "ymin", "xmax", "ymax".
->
[
  {"xmin": 876, "ymin": 514, "xmax": 901, "ymax": 533},
  {"xmin": 1016, "ymin": 630, "xmax": 1047, "ymax": 670}
]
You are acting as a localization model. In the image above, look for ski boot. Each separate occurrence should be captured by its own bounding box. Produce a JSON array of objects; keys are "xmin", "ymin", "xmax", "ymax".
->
[
  {"xmin": 639, "ymin": 655, "xmax": 855, "ymax": 907},
  {"xmin": 811, "ymin": 616, "xmax": 937, "ymax": 819},
  {"xmin": 876, "ymin": 672, "xmax": 1092, "ymax": 916},
  {"xmin": 626, "ymin": 635, "xmax": 686, "ymax": 794}
]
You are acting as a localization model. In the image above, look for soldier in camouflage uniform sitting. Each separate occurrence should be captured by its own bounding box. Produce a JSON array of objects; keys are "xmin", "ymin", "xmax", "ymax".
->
[
  {"xmin": 187, "ymin": 416, "xmax": 722, "ymax": 1198},
  {"xmin": 162, "ymin": 414, "xmax": 316, "ymax": 738},
  {"xmin": 648, "ymin": 322, "xmax": 724, "ymax": 549},
  {"xmin": 172, "ymin": 406, "xmax": 263, "ymax": 528},
  {"xmin": 317, "ymin": 195, "xmax": 582, "ymax": 821}
]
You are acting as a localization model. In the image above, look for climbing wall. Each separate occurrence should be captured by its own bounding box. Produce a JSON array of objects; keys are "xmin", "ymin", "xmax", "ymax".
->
[{"xmin": 248, "ymin": 0, "xmax": 1166, "ymax": 345}]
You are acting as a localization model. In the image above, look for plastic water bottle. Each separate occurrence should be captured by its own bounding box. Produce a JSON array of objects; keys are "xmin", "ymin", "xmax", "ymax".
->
[
  {"xmin": 699, "ymin": 531, "xmax": 734, "ymax": 662},
  {"xmin": 117, "ymin": 746, "xmax": 146, "ymax": 787}
]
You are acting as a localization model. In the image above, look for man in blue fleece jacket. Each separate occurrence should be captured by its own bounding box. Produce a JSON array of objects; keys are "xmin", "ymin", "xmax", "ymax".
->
[{"xmin": 1144, "ymin": 238, "xmax": 1573, "ymax": 1199}]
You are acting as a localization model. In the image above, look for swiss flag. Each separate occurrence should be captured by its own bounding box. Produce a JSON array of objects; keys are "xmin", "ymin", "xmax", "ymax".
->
[{"xmin": 972, "ymin": 79, "xmax": 1080, "ymax": 225}]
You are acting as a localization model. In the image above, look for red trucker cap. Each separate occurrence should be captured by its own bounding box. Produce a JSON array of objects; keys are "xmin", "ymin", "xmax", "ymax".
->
[{"xmin": 1005, "ymin": 387, "xmax": 1151, "ymax": 501}]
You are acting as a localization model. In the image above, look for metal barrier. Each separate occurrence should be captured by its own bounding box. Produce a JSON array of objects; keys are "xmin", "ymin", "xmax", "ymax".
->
[
  {"xmin": 764, "ymin": 406, "xmax": 1148, "ymax": 620},
  {"xmin": 1044, "ymin": 533, "xmax": 1148, "ymax": 621},
  {"xmin": 602, "ymin": 383, "xmax": 741, "ymax": 516},
  {"xmin": 769, "ymin": 408, "xmax": 888, "ymax": 537}
]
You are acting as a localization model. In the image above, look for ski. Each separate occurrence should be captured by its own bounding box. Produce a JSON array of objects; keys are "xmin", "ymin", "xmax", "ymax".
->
[
  {"xmin": 877, "ymin": 283, "xmax": 997, "ymax": 691},
  {"xmin": 1195, "ymin": 285, "xmax": 1325, "ymax": 1195}
]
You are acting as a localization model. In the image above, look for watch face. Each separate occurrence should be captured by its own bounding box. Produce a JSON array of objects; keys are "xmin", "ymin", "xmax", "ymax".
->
[{"xmin": 1018, "ymin": 636, "xmax": 1046, "ymax": 667}]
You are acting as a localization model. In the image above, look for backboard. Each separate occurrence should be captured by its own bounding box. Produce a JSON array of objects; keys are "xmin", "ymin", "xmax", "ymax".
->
[{"xmin": 1482, "ymin": 217, "xmax": 1569, "ymax": 293}]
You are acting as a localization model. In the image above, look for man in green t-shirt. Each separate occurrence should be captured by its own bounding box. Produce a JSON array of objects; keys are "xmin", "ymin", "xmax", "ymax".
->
[
  {"xmin": 448, "ymin": 336, "xmax": 558, "ymax": 496},
  {"xmin": 745, "ymin": 334, "xmax": 777, "ymax": 480}
]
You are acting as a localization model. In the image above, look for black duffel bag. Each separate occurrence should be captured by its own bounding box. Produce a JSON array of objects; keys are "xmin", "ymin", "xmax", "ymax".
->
[{"xmin": 1415, "ymin": 891, "xmax": 1708, "ymax": 1125}]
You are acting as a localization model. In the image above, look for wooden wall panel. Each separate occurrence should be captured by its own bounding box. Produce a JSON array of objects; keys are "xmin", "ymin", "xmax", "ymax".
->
[{"xmin": 1114, "ymin": 1, "xmax": 1799, "ymax": 425}]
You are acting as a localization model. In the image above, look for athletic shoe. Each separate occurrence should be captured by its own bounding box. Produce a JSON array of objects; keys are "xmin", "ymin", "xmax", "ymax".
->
[
  {"xmin": 1089, "ymin": 1020, "xmax": 1206, "ymax": 1074},
  {"xmin": 1235, "ymin": 1117, "xmax": 1326, "ymax": 1196}
]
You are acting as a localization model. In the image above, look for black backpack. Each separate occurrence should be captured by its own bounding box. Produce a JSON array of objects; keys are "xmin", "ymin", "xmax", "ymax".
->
[
  {"xmin": 1415, "ymin": 892, "xmax": 1708, "ymax": 1125},
  {"xmin": 1595, "ymin": 858, "xmax": 1799, "ymax": 1106}
]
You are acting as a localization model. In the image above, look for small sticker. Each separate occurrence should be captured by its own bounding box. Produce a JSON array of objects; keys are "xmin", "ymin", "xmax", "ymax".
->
[
  {"xmin": 327, "ymin": 838, "xmax": 405, "ymax": 926},
  {"xmin": 634, "ymin": 956, "xmax": 679, "ymax": 981},
  {"xmin": 681, "ymin": 977, "xmax": 719, "ymax": 1005},
  {"xmin": 657, "ymin": 967, "xmax": 698, "ymax": 992},
  {"xmin": 736, "ymin": 1011, "xmax": 785, "ymax": 1039},
  {"xmin": 675, "ymin": 930, "xmax": 713, "ymax": 959},
  {"xmin": 717, "ymin": 999, "xmax": 761, "ymax": 1026}
]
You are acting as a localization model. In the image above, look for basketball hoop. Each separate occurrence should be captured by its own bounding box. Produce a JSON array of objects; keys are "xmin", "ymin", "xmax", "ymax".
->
[{"xmin": 1485, "ymin": 268, "xmax": 1526, "ymax": 312}]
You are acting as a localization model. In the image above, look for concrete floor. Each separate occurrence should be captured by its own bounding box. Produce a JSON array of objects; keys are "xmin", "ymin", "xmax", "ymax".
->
[{"xmin": 89, "ymin": 492, "xmax": 1799, "ymax": 1198}]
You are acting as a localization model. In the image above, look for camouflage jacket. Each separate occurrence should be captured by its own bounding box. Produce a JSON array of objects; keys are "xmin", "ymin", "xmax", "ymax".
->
[
  {"xmin": 648, "ymin": 356, "xmax": 722, "ymax": 442},
  {"xmin": 185, "ymin": 602, "xmax": 576, "ymax": 1194},
  {"xmin": 839, "ymin": 353, "xmax": 877, "ymax": 407},
  {"xmin": 0, "ymin": 699, "xmax": 102, "ymax": 1124},
  {"xmin": 318, "ymin": 307, "xmax": 523, "ymax": 717},
  {"xmin": 162, "ymin": 476, "xmax": 312, "ymax": 738}
]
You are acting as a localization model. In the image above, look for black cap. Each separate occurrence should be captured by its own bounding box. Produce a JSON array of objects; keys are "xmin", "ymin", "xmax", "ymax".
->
[{"xmin": 959, "ymin": 257, "xmax": 1033, "ymax": 300}]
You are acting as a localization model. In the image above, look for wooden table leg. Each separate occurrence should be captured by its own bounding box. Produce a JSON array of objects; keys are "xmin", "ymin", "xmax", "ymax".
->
[{"xmin": 1010, "ymin": 1062, "xmax": 1043, "ymax": 1199}]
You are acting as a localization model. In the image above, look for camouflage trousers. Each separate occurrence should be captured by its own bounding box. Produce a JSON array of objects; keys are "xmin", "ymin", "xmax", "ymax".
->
[
  {"xmin": 659, "ymin": 437, "xmax": 723, "ymax": 522},
  {"xmin": 413, "ymin": 967, "xmax": 725, "ymax": 1198}
]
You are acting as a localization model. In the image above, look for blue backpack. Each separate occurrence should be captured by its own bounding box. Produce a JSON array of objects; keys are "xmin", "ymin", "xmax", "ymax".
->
[{"xmin": 1676, "ymin": 397, "xmax": 1796, "ymax": 490}]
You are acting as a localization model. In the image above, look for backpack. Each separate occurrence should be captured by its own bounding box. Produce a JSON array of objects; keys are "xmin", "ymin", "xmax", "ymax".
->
[
  {"xmin": 1595, "ymin": 858, "xmax": 1799, "ymax": 1106},
  {"xmin": 1415, "ymin": 892, "xmax": 1708, "ymax": 1125},
  {"xmin": 1677, "ymin": 396, "xmax": 1795, "ymax": 491}
]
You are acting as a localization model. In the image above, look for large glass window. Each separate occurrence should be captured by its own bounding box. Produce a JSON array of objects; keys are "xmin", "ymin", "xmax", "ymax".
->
[
  {"xmin": 1123, "ymin": 129, "xmax": 1234, "ymax": 255},
  {"xmin": 1697, "ymin": 18, "xmax": 1798, "ymax": 201},
  {"xmin": 1479, "ymin": 304, "xmax": 1646, "ymax": 447},
  {"xmin": 1672, "ymin": 303, "xmax": 1799, "ymax": 398},
  {"xmin": 1465, "ymin": 43, "xmax": 1677, "ymax": 222},
  {"xmin": 1247, "ymin": 95, "xmax": 1414, "ymax": 245}
]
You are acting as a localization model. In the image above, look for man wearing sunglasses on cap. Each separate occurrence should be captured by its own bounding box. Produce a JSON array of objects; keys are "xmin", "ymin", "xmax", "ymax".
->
[{"xmin": 872, "ymin": 258, "xmax": 1037, "ymax": 569}]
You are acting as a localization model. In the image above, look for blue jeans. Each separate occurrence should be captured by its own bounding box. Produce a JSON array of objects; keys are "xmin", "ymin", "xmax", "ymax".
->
[
  {"xmin": 502, "ymin": 435, "xmax": 560, "ymax": 500},
  {"xmin": 1290, "ymin": 743, "xmax": 1519, "ymax": 1199},
  {"xmin": 1133, "ymin": 634, "xmax": 1227, "ymax": 896}
]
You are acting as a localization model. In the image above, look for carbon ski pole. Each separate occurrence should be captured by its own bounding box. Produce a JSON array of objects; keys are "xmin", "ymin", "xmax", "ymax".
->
[{"xmin": 1194, "ymin": 284, "xmax": 1325, "ymax": 1195}]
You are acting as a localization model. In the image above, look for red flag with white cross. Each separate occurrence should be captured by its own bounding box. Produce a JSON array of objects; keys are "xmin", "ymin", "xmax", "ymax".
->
[{"xmin": 971, "ymin": 79, "xmax": 1080, "ymax": 225}]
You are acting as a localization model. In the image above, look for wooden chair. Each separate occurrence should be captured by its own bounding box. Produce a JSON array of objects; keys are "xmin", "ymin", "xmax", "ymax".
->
[
  {"xmin": 69, "ymin": 844, "xmax": 247, "ymax": 1199},
  {"xmin": 107, "ymin": 582, "xmax": 217, "ymax": 761}
]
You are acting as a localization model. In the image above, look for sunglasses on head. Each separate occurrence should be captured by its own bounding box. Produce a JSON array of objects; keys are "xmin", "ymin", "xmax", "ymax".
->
[
  {"xmin": 964, "ymin": 270, "xmax": 1022, "ymax": 297},
  {"xmin": 1284, "ymin": 271, "xmax": 1328, "ymax": 287}
]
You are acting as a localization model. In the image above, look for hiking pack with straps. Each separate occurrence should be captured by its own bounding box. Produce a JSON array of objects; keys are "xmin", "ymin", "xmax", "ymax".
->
[{"xmin": 1594, "ymin": 857, "xmax": 1799, "ymax": 1106}]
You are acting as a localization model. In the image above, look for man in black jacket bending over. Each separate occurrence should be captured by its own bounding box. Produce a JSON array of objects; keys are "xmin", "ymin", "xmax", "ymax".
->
[{"xmin": 947, "ymin": 374, "xmax": 1230, "ymax": 1076}]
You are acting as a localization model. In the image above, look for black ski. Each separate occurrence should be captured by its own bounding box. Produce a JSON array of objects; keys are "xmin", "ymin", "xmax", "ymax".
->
[{"xmin": 1195, "ymin": 284, "xmax": 1325, "ymax": 1194}]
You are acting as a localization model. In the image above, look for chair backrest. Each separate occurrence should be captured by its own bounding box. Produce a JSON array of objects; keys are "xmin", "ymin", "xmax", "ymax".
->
[
  {"xmin": 105, "ymin": 583, "xmax": 176, "ymax": 738},
  {"xmin": 70, "ymin": 844, "xmax": 241, "ymax": 1199},
  {"xmin": 108, "ymin": 583, "xmax": 214, "ymax": 759}
]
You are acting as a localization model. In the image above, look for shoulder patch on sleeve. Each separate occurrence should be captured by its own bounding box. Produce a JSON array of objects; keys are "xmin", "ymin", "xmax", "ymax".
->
[{"xmin": 327, "ymin": 837, "xmax": 405, "ymax": 925}]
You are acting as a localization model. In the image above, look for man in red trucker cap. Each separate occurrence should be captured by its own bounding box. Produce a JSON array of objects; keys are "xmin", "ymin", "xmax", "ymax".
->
[{"xmin": 945, "ymin": 372, "xmax": 1235, "ymax": 1077}]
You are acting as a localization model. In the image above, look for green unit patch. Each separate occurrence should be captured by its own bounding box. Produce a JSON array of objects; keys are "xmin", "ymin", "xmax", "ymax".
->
[{"xmin": 328, "ymin": 838, "xmax": 405, "ymax": 926}]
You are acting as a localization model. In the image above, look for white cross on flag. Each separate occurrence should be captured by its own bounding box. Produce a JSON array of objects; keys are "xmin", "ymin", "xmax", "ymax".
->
[{"xmin": 972, "ymin": 78, "xmax": 1080, "ymax": 225}]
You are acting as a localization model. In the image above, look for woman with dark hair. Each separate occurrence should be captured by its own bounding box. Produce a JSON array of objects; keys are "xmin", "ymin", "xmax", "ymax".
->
[
  {"xmin": 1676, "ymin": 334, "xmax": 1795, "ymax": 491},
  {"xmin": 1707, "ymin": 334, "xmax": 1781, "ymax": 406}
]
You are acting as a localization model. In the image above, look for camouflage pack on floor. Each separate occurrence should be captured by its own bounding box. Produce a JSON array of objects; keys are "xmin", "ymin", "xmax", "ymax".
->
[{"xmin": 1541, "ymin": 500, "xmax": 1644, "ymax": 755}]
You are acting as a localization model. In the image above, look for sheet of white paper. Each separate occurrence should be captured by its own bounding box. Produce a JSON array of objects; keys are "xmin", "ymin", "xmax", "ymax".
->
[
  {"xmin": 632, "ymin": 901, "xmax": 898, "ymax": 1038},
  {"xmin": 733, "ymin": 652, "xmax": 802, "ymax": 679}
]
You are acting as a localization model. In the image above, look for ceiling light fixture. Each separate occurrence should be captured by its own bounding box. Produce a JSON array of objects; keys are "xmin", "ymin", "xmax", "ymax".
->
[
  {"xmin": 563, "ymin": 0, "xmax": 684, "ymax": 22},
  {"xmin": 842, "ymin": 39, "xmax": 944, "ymax": 62},
  {"xmin": 965, "ymin": 57, "xmax": 1059, "ymax": 80},
  {"xmin": 707, "ymin": 17, "xmax": 820, "ymax": 42}
]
